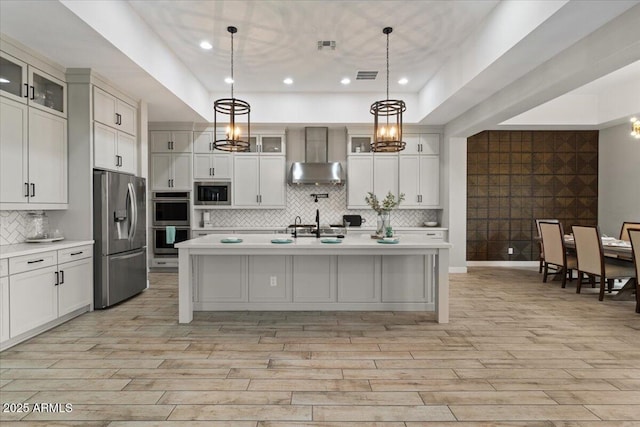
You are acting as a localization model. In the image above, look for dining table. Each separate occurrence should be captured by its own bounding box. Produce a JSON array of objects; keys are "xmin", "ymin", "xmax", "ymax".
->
[{"xmin": 564, "ymin": 235, "xmax": 635, "ymax": 300}]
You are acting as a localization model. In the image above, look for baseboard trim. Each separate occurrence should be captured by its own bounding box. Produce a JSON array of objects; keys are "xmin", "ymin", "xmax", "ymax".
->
[
  {"xmin": 449, "ymin": 267, "xmax": 468, "ymax": 274},
  {"xmin": 467, "ymin": 261, "xmax": 538, "ymax": 268}
]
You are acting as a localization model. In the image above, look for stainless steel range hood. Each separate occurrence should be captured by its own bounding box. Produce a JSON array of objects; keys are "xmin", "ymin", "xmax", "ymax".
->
[
  {"xmin": 288, "ymin": 162, "xmax": 344, "ymax": 185},
  {"xmin": 288, "ymin": 127, "xmax": 345, "ymax": 185}
]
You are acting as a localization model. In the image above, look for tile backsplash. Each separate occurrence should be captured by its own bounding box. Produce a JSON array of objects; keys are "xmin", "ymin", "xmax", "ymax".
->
[
  {"xmin": 0, "ymin": 210, "xmax": 30, "ymax": 245},
  {"xmin": 196, "ymin": 185, "xmax": 438, "ymax": 228}
]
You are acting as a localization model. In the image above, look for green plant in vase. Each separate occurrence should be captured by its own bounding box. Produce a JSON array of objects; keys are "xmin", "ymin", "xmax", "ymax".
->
[{"xmin": 365, "ymin": 191, "xmax": 405, "ymax": 237}]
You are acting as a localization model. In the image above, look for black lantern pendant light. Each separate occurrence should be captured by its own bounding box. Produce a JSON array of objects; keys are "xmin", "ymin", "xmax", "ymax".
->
[
  {"xmin": 370, "ymin": 27, "xmax": 406, "ymax": 152},
  {"xmin": 214, "ymin": 26, "xmax": 250, "ymax": 152}
]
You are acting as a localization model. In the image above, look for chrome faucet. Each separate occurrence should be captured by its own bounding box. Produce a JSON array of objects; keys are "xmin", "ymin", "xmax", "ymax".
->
[{"xmin": 293, "ymin": 215, "xmax": 302, "ymax": 239}]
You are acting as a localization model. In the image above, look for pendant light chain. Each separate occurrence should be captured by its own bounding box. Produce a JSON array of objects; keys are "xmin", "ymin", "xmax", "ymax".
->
[
  {"xmin": 385, "ymin": 29, "xmax": 390, "ymax": 129},
  {"xmin": 230, "ymin": 28, "xmax": 234, "ymax": 99}
]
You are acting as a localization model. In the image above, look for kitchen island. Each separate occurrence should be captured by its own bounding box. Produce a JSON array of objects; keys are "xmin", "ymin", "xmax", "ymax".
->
[{"xmin": 176, "ymin": 233, "xmax": 451, "ymax": 323}]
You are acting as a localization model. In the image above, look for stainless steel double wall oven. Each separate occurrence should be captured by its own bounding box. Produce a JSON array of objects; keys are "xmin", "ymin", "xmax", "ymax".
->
[{"xmin": 151, "ymin": 192, "xmax": 190, "ymax": 257}]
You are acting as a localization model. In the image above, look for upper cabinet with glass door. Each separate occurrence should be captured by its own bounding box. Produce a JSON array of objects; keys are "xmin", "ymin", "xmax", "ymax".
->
[
  {"xmin": 235, "ymin": 134, "xmax": 285, "ymax": 155},
  {"xmin": 0, "ymin": 51, "xmax": 66, "ymax": 118}
]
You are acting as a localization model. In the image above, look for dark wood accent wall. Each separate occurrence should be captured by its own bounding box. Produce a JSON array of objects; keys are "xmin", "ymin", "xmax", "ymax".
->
[{"xmin": 467, "ymin": 130, "xmax": 598, "ymax": 261}]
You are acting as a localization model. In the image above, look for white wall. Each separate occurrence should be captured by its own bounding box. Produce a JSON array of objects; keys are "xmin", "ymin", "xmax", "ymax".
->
[
  {"xmin": 598, "ymin": 122, "xmax": 640, "ymax": 237},
  {"xmin": 444, "ymin": 136, "xmax": 467, "ymax": 272}
]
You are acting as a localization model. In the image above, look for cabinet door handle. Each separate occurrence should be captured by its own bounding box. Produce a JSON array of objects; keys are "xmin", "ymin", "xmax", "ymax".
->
[
  {"xmin": 28, "ymin": 259, "xmax": 44, "ymax": 264},
  {"xmin": 30, "ymin": 85, "xmax": 35, "ymax": 100},
  {"xmin": 119, "ymin": 155, "xmax": 123, "ymax": 167},
  {"xmin": 30, "ymin": 183, "xmax": 35, "ymax": 197},
  {"xmin": 256, "ymin": 195, "xmax": 260, "ymax": 203},
  {"xmin": 55, "ymin": 271, "xmax": 59, "ymax": 286},
  {"xmin": 170, "ymin": 179, "xmax": 174, "ymax": 188},
  {"xmin": 170, "ymin": 141, "xmax": 174, "ymax": 150},
  {"xmin": 24, "ymin": 182, "xmax": 29, "ymax": 197},
  {"xmin": 212, "ymin": 167, "xmax": 215, "ymax": 176},
  {"xmin": 168, "ymin": 141, "xmax": 171, "ymax": 150},
  {"xmin": 70, "ymin": 251, "xmax": 83, "ymax": 256},
  {"xmin": 209, "ymin": 142, "xmax": 212, "ymax": 151},
  {"xmin": 23, "ymin": 83, "xmax": 29, "ymax": 98},
  {"xmin": 115, "ymin": 113, "xmax": 119, "ymax": 125},
  {"xmin": 60, "ymin": 270, "xmax": 65, "ymax": 284},
  {"xmin": 118, "ymin": 113, "xmax": 122, "ymax": 125}
]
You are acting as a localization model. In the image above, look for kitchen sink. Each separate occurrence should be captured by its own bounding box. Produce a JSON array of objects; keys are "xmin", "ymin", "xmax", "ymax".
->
[{"xmin": 286, "ymin": 224, "xmax": 346, "ymax": 237}]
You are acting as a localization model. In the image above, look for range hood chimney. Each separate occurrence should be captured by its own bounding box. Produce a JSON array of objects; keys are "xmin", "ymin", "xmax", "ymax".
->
[{"xmin": 288, "ymin": 127, "xmax": 345, "ymax": 186}]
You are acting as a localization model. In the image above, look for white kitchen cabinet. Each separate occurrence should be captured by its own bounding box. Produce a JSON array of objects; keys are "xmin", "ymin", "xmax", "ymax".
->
[
  {"xmin": 0, "ymin": 259, "xmax": 8, "ymax": 344},
  {"xmin": 0, "ymin": 96, "xmax": 67, "ymax": 208},
  {"xmin": 57, "ymin": 257, "xmax": 92, "ymax": 317},
  {"xmin": 94, "ymin": 122, "xmax": 136, "ymax": 175},
  {"xmin": 347, "ymin": 155, "xmax": 373, "ymax": 209},
  {"xmin": 150, "ymin": 130, "xmax": 192, "ymax": 153},
  {"xmin": 151, "ymin": 153, "xmax": 192, "ymax": 190},
  {"xmin": 398, "ymin": 134, "xmax": 440, "ymax": 208},
  {"xmin": 0, "ymin": 96, "xmax": 28, "ymax": 204},
  {"xmin": 399, "ymin": 155, "xmax": 440, "ymax": 208},
  {"xmin": 373, "ymin": 155, "xmax": 398, "ymax": 201},
  {"xmin": 193, "ymin": 153, "xmax": 232, "ymax": 180},
  {"xmin": 2, "ymin": 243, "xmax": 93, "ymax": 349},
  {"xmin": 197, "ymin": 256, "xmax": 248, "ymax": 303},
  {"xmin": 10, "ymin": 265, "xmax": 58, "ymax": 337},
  {"xmin": 402, "ymin": 134, "xmax": 439, "ymax": 155},
  {"xmin": 28, "ymin": 108, "xmax": 67, "ymax": 204},
  {"xmin": 233, "ymin": 155, "xmax": 285, "ymax": 208},
  {"xmin": 93, "ymin": 86, "xmax": 137, "ymax": 136},
  {"xmin": 193, "ymin": 130, "xmax": 215, "ymax": 153},
  {"xmin": 0, "ymin": 51, "xmax": 67, "ymax": 118}
]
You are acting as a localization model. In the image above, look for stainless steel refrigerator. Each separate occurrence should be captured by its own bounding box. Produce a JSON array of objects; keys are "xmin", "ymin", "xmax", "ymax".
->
[{"xmin": 93, "ymin": 170, "xmax": 147, "ymax": 309}]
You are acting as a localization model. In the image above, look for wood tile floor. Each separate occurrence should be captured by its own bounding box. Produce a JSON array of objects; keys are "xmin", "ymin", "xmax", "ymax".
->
[{"xmin": 1, "ymin": 267, "xmax": 639, "ymax": 426}]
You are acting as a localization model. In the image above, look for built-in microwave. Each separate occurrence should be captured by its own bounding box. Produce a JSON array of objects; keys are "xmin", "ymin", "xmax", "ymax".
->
[{"xmin": 194, "ymin": 181, "xmax": 231, "ymax": 205}]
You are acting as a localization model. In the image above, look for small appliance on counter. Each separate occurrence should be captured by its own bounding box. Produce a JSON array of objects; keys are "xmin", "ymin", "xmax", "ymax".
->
[{"xmin": 343, "ymin": 214, "xmax": 365, "ymax": 227}]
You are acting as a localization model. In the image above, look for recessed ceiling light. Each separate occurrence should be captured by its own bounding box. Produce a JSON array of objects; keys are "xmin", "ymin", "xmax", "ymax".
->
[
  {"xmin": 224, "ymin": 77, "xmax": 234, "ymax": 84},
  {"xmin": 398, "ymin": 77, "xmax": 408, "ymax": 85},
  {"xmin": 341, "ymin": 77, "xmax": 351, "ymax": 85},
  {"xmin": 199, "ymin": 40, "xmax": 212, "ymax": 50},
  {"xmin": 0, "ymin": 78, "xmax": 10, "ymax": 84},
  {"xmin": 283, "ymin": 77, "xmax": 293, "ymax": 85}
]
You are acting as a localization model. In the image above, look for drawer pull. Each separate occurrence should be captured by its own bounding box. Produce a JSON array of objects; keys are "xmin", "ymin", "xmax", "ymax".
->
[
  {"xmin": 70, "ymin": 251, "xmax": 84, "ymax": 256},
  {"xmin": 27, "ymin": 259, "xmax": 44, "ymax": 264}
]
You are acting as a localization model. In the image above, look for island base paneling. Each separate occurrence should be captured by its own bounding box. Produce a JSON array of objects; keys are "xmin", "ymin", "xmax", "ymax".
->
[{"xmin": 191, "ymin": 254, "xmax": 435, "ymax": 311}]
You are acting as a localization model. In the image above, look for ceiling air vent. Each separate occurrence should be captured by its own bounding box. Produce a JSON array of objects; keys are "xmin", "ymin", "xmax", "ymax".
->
[
  {"xmin": 356, "ymin": 71, "xmax": 378, "ymax": 80},
  {"xmin": 317, "ymin": 41, "xmax": 336, "ymax": 50}
]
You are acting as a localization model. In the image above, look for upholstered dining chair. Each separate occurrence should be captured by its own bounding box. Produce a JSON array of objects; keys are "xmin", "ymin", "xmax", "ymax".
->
[
  {"xmin": 620, "ymin": 222, "xmax": 640, "ymax": 242},
  {"xmin": 572, "ymin": 225, "xmax": 636, "ymax": 301},
  {"xmin": 628, "ymin": 228, "xmax": 640, "ymax": 313},
  {"xmin": 535, "ymin": 219, "xmax": 559, "ymax": 273},
  {"xmin": 539, "ymin": 221, "xmax": 576, "ymax": 287}
]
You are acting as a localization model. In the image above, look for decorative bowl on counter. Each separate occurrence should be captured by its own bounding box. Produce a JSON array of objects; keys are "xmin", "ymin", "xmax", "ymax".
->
[{"xmin": 424, "ymin": 221, "xmax": 438, "ymax": 227}]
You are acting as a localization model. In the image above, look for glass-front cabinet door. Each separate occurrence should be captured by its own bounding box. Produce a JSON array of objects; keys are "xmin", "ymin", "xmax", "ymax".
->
[
  {"xmin": 0, "ymin": 51, "xmax": 66, "ymax": 118},
  {"xmin": 0, "ymin": 52, "xmax": 28, "ymax": 102},
  {"xmin": 260, "ymin": 136, "xmax": 284, "ymax": 154},
  {"xmin": 28, "ymin": 67, "xmax": 66, "ymax": 117}
]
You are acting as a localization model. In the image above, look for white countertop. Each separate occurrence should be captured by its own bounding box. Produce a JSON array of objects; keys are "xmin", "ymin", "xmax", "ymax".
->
[
  {"xmin": 176, "ymin": 233, "xmax": 451, "ymax": 251},
  {"xmin": 0, "ymin": 240, "xmax": 95, "ymax": 259},
  {"xmin": 192, "ymin": 226, "xmax": 447, "ymax": 232}
]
